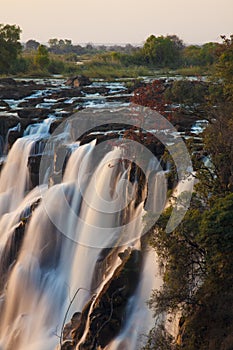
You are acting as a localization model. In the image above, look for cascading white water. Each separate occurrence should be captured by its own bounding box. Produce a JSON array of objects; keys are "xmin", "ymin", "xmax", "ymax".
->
[
  {"xmin": 0, "ymin": 137, "xmax": 35, "ymax": 215},
  {"xmin": 106, "ymin": 248, "xmax": 163, "ymax": 350},
  {"xmin": 23, "ymin": 116, "xmax": 55, "ymax": 136},
  {"xmin": 0, "ymin": 113, "xmax": 57, "ymax": 218},
  {"xmin": 0, "ymin": 97, "xmax": 184, "ymax": 350},
  {"xmin": 0, "ymin": 134, "xmax": 155, "ymax": 350}
]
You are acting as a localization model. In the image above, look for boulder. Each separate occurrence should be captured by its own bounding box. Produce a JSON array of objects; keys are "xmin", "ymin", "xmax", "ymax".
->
[
  {"xmin": 0, "ymin": 114, "xmax": 20, "ymax": 139},
  {"xmin": 81, "ymin": 86, "xmax": 109, "ymax": 95},
  {"xmin": 49, "ymin": 89, "xmax": 83, "ymax": 99},
  {"xmin": 0, "ymin": 79, "xmax": 51, "ymax": 100},
  {"xmin": 0, "ymin": 78, "xmax": 17, "ymax": 86},
  {"xmin": 66, "ymin": 75, "xmax": 91, "ymax": 87},
  {"xmin": 17, "ymin": 108, "xmax": 51, "ymax": 120},
  {"xmin": 18, "ymin": 97, "xmax": 45, "ymax": 108},
  {"xmin": 0, "ymin": 100, "xmax": 10, "ymax": 110}
]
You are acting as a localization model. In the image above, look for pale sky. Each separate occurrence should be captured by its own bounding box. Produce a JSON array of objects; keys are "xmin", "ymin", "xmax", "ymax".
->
[{"xmin": 1, "ymin": 0, "xmax": 232, "ymax": 45}]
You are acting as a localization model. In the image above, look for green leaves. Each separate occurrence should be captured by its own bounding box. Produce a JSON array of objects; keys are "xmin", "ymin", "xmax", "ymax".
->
[
  {"xmin": 34, "ymin": 45, "xmax": 50, "ymax": 69},
  {"xmin": 142, "ymin": 35, "xmax": 183, "ymax": 68},
  {"xmin": 0, "ymin": 24, "xmax": 22, "ymax": 73}
]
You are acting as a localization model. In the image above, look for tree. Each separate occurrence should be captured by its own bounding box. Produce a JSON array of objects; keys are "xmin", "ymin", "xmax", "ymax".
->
[
  {"xmin": 34, "ymin": 45, "xmax": 50, "ymax": 69},
  {"xmin": 199, "ymin": 42, "xmax": 218, "ymax": 66},
  {"xmin": 215, "ymin": 35, "xmax": 233, "ymax": 100},
  {"xmin": 48, "ymin": 38, "xmax": 59, "ymax": 48},
  {"xmin": 142, "ymin": 35, "xmax": 183, "ymax": 67},
  {"xmin": 48, "ymin": 38, "xmax": 74, "ymax": 54},
  {"xmin": 182, "ymin": 43, "xmax": 218, "ymax": 67},
  {"xmin": 0, "ymin": 24, "xmax": 22, "ymax": 73},
  {"xmin": 199, "ymin": 193, "xmax": 233, "ymax": 277},
  {"xmin": 25, "ymin": 39, "xmax": 40, "ymax": 51}
]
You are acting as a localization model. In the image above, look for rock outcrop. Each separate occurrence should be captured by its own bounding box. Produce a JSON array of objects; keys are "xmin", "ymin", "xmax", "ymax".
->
[
  {"xmin": 61, "ymin": 249, "xmax": 142, "ymax": 350},
  {"xmin": 66, "ymin": 75, "xmax": 92, "ymax": 88}
]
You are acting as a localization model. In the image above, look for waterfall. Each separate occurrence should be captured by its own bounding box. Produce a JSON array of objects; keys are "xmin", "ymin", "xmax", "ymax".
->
[
  {"xmin": 0, "ymin": 137, "xmax": 35, "ymax": 215},
  {"xmin": 0, "ymin": 103, "xmax": 174, "ymax": 350},
  {"xmin": 23, "ymin": 116, "xmax": 55, "ymax": 136},
  {"xmin": 106, "ymin": 249, "xmax": 163, "ymax": 350},
  {"xmin": 0, "ymin": 130, "xmax": 159, "ymax": 350}
]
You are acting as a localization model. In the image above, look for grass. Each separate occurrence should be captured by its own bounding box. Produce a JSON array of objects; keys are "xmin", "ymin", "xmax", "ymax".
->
[{"xmin": 173, "ymin": 65, "xmax": 212, "ymax": 77}]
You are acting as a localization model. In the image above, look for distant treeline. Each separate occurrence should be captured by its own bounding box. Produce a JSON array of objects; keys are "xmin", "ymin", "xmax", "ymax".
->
[
  {"xmin": 24, "ymin": 34, "xmax": 219, "ymax": 68},
  {"xmin": 0, "ymin": 23, "xmax": 229, "ymax": 77}
]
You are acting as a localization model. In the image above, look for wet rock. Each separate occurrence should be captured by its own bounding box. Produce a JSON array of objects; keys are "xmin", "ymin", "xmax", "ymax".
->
[
  {"xmin": 70, "ymin": 249, "xmax": 142, "ymax": 349},
  {"xmin": 0, "ymin": 198, "xmax": 41, "ymax": 291},
  {"xmin": 81, "ymin": 86, "xmax": 110, "ymax": 95},
  {"xmin": 0, "ymin": 77, "xmax": 17, "ymax": 86},
  {"xmin": 0, "ymin": 114, "xmax": 20, "ymax": 139},
  {"xmin": 17, "ymin": 107, "xmax": 51, "ymax": 120},
  {"xmin": 171, "ymin": 111, "xmax": 200, "ymax": 132},
  {"xmin": 147, "ymin": 140, "xmax": 165, "ymax": 158},
  {"xmin": 63, "ymin": 312, "xmax": 82, "ymax": 341},
  {"xmin": 105, "ymin": 94, "xmax": 131, "ymax": 103},
  {"xmin": 28, "ymin": 154, "xmax": 42, "ymax": 188},
  {"xmin": 0, "ymin": 158, "xmax": 4, "ymax": 172},
  {"xmin": 66, "ymin": 75, "xmax": 92, "ymax": 87},
  {"xmin": 7, "ymin": 129, "xmax": 24, "ymax": 148},
  {"xmin": 61, "ymin": 341, "xmax": 74, "ymax": 350},
  {"xmin": 18, "ymin": 97, "xmax": 45, "ymax": 108},
  {"xmin": 49, "ymin": 89, "xmax": 83, "ymax": 99},
  {"xmin": 0, "ymin": 100, "xmax": 10, "ymax": 110},
  {"xmin": 0, "ymin": 220, "xmax": 26, "ymax": 290},
  {"xmin": 49, "ymin": 144, "xmax": 73, "ymax": 185},
  {"xmin": 0, "ymin": 79, "xmax": 50, "ymax": 99},
  {"xmin": 27, "ymin": 137, "xmax": 50, "ymax": 188},
  {"xmin": 49, "ymin": 119, "xmax": 64, "ymax": 134}
]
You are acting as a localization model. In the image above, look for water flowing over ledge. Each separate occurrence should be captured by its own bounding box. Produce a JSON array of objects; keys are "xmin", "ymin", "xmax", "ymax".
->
[{"xmin": 0, "ymin": 78, "xmax": 194, "ymax": 350}]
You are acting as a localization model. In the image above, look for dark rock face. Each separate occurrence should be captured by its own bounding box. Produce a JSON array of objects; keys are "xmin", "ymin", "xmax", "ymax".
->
[
  {"xmin": 0, "ymin": 220, "xmax": 26, "ymax": 291},
  {"xmin": 0, "ymin": 114, "xmax": 20, "ymax": 140},
  {"xmin": 7, "ymin": 129, "xmax": 24, "ymax": 148},
  {"xmin": 28, "ymin": 154, "xmax": 42, "ymax": 188},
  {"xmin": 49, "ymin": 119, "xmax": 64, "ymax": 134},
  {"xmin": 0, "ymin": 198, "xmax": 41, "ymax": 291},
  {"xmin": 61, "ymin": 249, "xmax": 142, "ymax": 350}
]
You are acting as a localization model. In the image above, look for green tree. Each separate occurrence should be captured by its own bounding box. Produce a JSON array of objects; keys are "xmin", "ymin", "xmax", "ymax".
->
[
  {"xmin": 143, "ymin": 36, "xmax": 233, "ymax": 348},
  {"xmin": 215, "ymin": 35, "xmax": 233, "ymax": 100},
  {"xmin": 34, "ymin": 44, "xmax": 50, "ymax": 69},
  {"xmin": 199, "ymin": 42, "xmax": 218, "ymax": 66},
  {"xmin": 182, "ymin": 45, "xmax": 202, "ymax": 66},
  {"xmin": 142, "ymin": 35, "xmax": 183, "ymax": 67},
  {"xmin": 199, "ymin": 193, "xmax": 233, "ymax": 277},
  {"xmin": 182, "ymin": 43, "xmax": 218, "ymax": 67},
  {"xmin": 0, "ymin": 24, "xmax": 22, "ymax": 73},
  {"xmin": 25, "ymin": 39, "xmax": 40, "ymax": 51}
]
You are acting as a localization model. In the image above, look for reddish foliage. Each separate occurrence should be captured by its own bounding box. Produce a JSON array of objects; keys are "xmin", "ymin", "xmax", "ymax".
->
[
  {"xmin": 130, "ymin": 80, "xmax": 175, "ymax": 134},
  {"xmin": 131, "ymin": 79, "xmax": 173, "ymax": 120}
]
